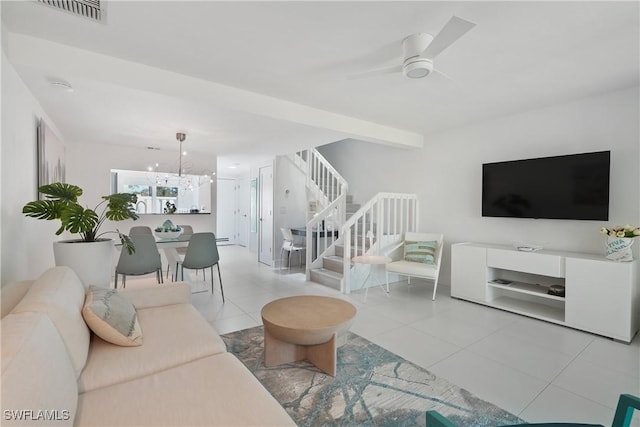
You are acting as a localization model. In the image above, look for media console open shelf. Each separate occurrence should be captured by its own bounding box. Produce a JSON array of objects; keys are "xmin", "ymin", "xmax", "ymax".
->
[
  {"xmin": 488, "ymin": 281, "xmax": 565, "ymax": 301},
  {"xmin": 451, "ymin": 242, "xmax": 639, "ymax": 343}
]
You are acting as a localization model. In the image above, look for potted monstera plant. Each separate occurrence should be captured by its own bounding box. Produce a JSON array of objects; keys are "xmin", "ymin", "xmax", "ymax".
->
[{"xmin": 22, "ymin": 182, "xmax": 139, "ymax": 287}]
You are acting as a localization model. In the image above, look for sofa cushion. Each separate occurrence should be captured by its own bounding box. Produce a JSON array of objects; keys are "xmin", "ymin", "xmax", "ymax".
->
[
  {"xmin": 11, "ymin": 267, "xmax": 90, "ymax": 377},
  {"xmin": 1, "ymin": 280, "xmax": 34, "ymax": 319},
  {"xmin": 78, "ymin": 303, "xmax": 226, "ymax": 392},
  {"xmin": 82, "ymin": 286, "xmax": 143, "ymax": 347},
  {"xmin": 117, "ymin": 282, "xmax": 191, "ymax": 309},
  {"xmin": 1, "ymin": 312, "xmax": 77, "ymax": 426},
  {"xmin": 404, "ymin": 240, "xmax": 437, "ymax": 264},
  {"xmin": 76, "ymin": 353, "xmax": 295, "ymax": 426}
]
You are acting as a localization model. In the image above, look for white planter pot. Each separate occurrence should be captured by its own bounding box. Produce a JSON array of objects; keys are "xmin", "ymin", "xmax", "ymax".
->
[
  {"xmin": 53, "ymin": 239, "xmax": 115, "ymax": 288},
  {"xmin": 605, "ymin": 237, "xmax": 634, "ymax": 262}
]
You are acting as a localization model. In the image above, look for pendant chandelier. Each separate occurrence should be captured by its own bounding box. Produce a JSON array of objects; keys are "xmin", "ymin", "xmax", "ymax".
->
[
  {"xmin": 176, "ymin": 132, "xmax": 186, "ymax": 177},
  {"xmin": 147, "ymin": 132, "xmax": 214, "ymax": 192}
]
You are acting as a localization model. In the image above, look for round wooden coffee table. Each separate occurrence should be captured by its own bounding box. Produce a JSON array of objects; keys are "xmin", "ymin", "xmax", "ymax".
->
[{"xmin": 261, "ymin": 295, "xmax": 357, "ymax": 376}]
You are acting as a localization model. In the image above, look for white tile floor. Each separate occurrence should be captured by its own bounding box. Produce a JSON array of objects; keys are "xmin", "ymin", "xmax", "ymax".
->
[{"xmin": 122, "ymin": 245, "xmax": 640, "ymax": 425}]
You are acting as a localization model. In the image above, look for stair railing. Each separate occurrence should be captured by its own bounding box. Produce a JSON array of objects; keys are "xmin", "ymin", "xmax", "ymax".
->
[
  {"xmin": 291, "ymin": 148, "xmax": 346, "ymax": 207},
  {"xmin": 305, "ymin": 195, "xmax": 346, "ymax": 277},
  {"xmin": 341, "ymin": 192, "xmax": 419, "ymax": 293},
  {"xmin": 289, "ymin": 148, "xmax": 348, "ymax": 278}
]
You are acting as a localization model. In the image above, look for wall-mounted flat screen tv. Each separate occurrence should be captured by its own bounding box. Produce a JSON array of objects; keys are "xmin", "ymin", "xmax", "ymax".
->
[{"xmin": 482, "ymin": 151, "xmax": 610, "ymax": 220}]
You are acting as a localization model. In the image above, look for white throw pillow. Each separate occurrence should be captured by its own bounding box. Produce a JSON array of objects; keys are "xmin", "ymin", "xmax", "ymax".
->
[{"xmin": 82, "ymin": 286, "xmax": 143, "ymax": 346}]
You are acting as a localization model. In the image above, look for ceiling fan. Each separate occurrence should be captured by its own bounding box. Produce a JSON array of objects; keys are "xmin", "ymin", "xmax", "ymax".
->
[{"xmin": 351, "ymin": 16, "xmax": 476, "ymax": 80}]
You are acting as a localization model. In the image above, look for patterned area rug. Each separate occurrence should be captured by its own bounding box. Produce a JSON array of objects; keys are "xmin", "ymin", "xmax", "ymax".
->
[{"xmin": 221, "ymin": 326, "xmax": 524, "ymax": 427}]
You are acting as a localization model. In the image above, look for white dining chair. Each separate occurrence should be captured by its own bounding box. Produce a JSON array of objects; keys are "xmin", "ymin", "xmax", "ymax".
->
[{"xmin": 280, "ymin": 228, "xmax": 305, "ymax": 270}]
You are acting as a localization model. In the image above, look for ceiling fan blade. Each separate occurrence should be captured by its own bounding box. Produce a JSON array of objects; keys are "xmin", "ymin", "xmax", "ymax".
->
[
  {"xmin": 347, "ymin": 65, "xmax": 402, "ymax": 80},
  {"xmin": 431, "ymin": 68, "xmax": 463, "ymax": 88},
  {"xmin": 433, "ymin": 68, "xmax": 454, "ymax": 81},
  {"xmin": 423, "ymin": 16, "xmax": 476, "ymax": 59}
]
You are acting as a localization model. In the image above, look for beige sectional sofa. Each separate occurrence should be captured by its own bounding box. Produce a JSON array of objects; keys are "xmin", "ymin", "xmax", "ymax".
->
[{"xmin": 1, "ymin": 266, "xmax": 295, "ymax": 426}]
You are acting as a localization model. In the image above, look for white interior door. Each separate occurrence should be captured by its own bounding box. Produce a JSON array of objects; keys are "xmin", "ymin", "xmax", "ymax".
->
[
  {"xmin": 237, "ymin": 178, "xmax": 249, "ymax": 247},
  {"xmin": 216, "ymin": 178, "xmax": 236, "ymax": 244},
  {"xmin": 258, "ymin": 165, "xmax": 273, "ymax": 266}
]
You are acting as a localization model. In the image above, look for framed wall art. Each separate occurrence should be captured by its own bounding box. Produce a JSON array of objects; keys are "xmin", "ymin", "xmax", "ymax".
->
[{"xmin": 37, "ymin": 118, "xmax": 66, "ymax": 198}]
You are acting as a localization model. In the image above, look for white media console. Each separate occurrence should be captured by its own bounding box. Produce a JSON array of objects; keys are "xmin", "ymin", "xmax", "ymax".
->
[{"xmin": 451, "ymin": 242, "xmax": 639, "ymax": 343}]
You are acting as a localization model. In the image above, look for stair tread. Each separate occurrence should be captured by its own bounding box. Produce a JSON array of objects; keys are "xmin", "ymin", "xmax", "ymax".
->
[{"xmin": 310, "ymin": 268, "xmax": 343, "ymax": 279}]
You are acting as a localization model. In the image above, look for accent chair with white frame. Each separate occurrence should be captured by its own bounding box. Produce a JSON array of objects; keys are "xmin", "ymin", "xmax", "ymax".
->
[{"xmin": 385, "ymin": 232, "xmax": 444, "ymax": 300}]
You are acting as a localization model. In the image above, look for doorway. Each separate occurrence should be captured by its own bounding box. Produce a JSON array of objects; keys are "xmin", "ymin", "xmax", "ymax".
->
[
  {"xmin": 258, "ymin": 165, "xmax": 273, "ymax": 266},
  {"xmin": 216, "ymin": 178, "xmax": 236, "ymax": 244},
  {"xmin": 236, "ymin": 178, "xmax": 249, "ymax": 247}
]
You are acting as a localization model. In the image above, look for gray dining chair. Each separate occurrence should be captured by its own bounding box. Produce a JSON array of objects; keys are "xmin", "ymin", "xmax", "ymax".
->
[
  {"xmin": 129, "ymin": 226, "xmax": 153, "ymax": 235},
  {"xmin": 175, "ymin": 232, "xmax": 224, "ymax": 302},
  {"xmin": 176, "ymin": 225, "xmax": 194, "ymax": 254},
  {"xmin": 165, "ymin": 224, "xmax": 195, "ymax": 279},
  {"xmin": 115, "ymin": 234, "xmax": 163, "ymax": 288}
]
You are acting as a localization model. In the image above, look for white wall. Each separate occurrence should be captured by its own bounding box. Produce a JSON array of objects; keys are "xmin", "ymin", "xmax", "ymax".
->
[
  {"xmin": 274, "ymin": 155, "xmax": 308, "ymax": 267},
  {"xmin": 0, "ymin": 52, "xmax": 218, "ymax": 284},
  {"xmin": 244, "ymin": 156, "xmax": 307, "ymax": 265},
  {"xmin": 319, "ymin": 86, "xmax": 640, "ymax": 286},
  {"xmin": 1, "ymin": 53, "xmax": 64, "ymax": 283}
]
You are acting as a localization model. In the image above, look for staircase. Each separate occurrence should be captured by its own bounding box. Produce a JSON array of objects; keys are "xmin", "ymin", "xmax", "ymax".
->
[
  {"xmin": 290, "ymin": 149, "xmax": 419, "ymax": 294},
  {"xmin": 309, "ymin": 194, "xmax": 361, "ymax": 290},
  {"xmin": 310, "ymin": 192, "xmax": 419, "ymax": 293},
  {"xmin": 288, "ymin": 148, "xmax": 347, "ymax": 275}
]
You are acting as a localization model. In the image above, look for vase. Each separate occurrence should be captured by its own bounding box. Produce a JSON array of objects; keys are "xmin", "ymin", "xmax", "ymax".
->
[
  {"xmin": 605, "ymin": 237, "xmax": 634, "ymax": 262},
  {"xmin": 53, "ymin": 239, "xmax": 115, "ymax": 288}
]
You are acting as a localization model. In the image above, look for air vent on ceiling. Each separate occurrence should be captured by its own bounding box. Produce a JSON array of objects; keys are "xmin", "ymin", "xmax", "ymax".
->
[{"xmin": 36, "ymin": 0, "xmax": 104, "ymax": 22}]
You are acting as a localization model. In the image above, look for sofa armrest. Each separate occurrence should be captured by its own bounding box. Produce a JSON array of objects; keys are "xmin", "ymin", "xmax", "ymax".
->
[
  {"xmin": 117, "ymin": 282, "xmax": 191, "ymax": 309},
  {"xmin": 1, "ymin": 280, "xmax": 34, "ymax": 318}
]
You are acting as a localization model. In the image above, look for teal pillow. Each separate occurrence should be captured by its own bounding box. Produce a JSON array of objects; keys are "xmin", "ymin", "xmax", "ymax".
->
[{"xmin": 404, "ymin": 240, "xmax": 437, "ymax": 264}]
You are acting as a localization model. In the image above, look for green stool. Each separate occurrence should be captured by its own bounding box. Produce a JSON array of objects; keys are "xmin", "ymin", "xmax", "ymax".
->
[
  {"xmin": 612, "ymin": 394, "xmax": 640, "ymax": 427},
  {"xmin": 426, "ymin": 394, "xmax": 640, "ymax": 427}
]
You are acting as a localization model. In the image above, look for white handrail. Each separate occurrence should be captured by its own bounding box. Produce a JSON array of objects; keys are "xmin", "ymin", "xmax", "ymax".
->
[
  {"xmin": 342, "ymin": 192, "xmax": 419, "ymax": 293},
  {"xmin": 291, "ymin": 148, "xmax": 348, "ymax": 278},
  {"xmin": 300, "ymin": 148, "xmax": 347, "ymax": 206},
  {"xmin": 305, "ymin": 194, "xmax": 346, "ymax": 274}
]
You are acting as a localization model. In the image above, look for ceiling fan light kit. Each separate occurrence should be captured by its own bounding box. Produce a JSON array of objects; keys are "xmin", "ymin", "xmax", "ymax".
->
[
  {"xmin": 403, "ymin": 57, "xmax": 434, "ymax": 79},
  {"xmin": 355, "ymin": 16, "xmax": 476, "ymax": 81},
  {"xmin": 402, "ymin": 33, "xmax": 434, "ymax": 78}
]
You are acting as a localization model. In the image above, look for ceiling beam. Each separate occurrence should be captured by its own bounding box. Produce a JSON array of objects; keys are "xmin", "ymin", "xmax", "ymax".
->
[{"xmin": 7, "ymin": 33, "xmax": 423, "ymax": 149}]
